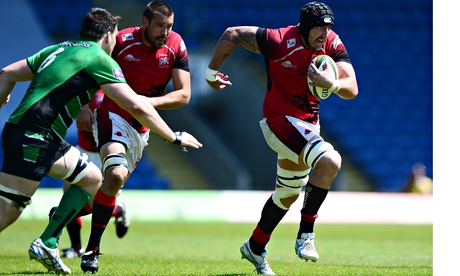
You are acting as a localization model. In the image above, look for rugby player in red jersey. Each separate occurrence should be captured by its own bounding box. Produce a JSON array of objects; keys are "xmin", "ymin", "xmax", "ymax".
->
[
  {"xmin": 205, "ymin": 2, "xmax": 358, "ymax": 274},
  {"xmin": 79, "ymin": 1, "xmax": 193, "ymax": 273},
  {"xmin": 49, "ymin": 90, "xmax": 130, "ymax": 259}
]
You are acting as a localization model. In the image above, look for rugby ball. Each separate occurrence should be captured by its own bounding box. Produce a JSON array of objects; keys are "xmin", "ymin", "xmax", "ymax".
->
[{"xmin": 308, "ymin": 55, "xmax": 339, "ymax": 100}]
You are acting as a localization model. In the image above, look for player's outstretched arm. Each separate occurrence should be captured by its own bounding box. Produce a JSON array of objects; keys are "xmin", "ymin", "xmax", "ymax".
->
[
  {"xmin": 205, "ymin": 26, "xmax": 259, "ymax": 91},
  {"xmin": 100, "ymin": 82, "xmax": 202, "ymax": 149},
  {"xmin": 0, "ymin": 59, "xmax": 34, "ymax": 109}
]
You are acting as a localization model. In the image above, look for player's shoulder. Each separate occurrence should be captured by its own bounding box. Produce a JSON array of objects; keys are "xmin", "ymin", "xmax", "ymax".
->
[
  {"xmin": 265, "ymin": 24, "xmax": 298, "ymax": 37},
  {"xmin": 117, "ymin": 27, "xmax": 142, "ymax": 44},
  {"xmin": 29, "ymin": 41, "xmax": 99, "ymax": 64},
  {"xmin": 279, "ymin": 24, "xmax": 299, "ymax": 35},
  {"xmin": 325, "ymin": 30, "xmax": 343, "ymax": 48},
  {"xmin": 323, "ymin": 30, "xmax": 349, "ymax": 62},
  {"xmin": 263, "ymin": 24, "xmax": 300, "ymax": 48},
  {"xmin": 86, "ymin": 44, "xmax": 120, "ymax": 70},
  {"xmin": 155, "ymin": 31, "xmax": 186, "ymax": 56},
  {"xmin": 261, "ymin": 25, "xmax": 302, "ymax": 57},
  {"xmin": 27, "ymin": 43, "xmax": 59, "ymax": 71},
  {"xmin": 166, "ymin": 31, "xmax": 186, "ymax": 50},
  {"xmin": 168, "ymin": 31, "xmax": 183, "ymax": 40}
]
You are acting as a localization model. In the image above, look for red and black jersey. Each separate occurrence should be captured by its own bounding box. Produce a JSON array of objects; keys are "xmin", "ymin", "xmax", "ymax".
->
[
  {"xmin": 98, "ymin": 26, "xmax": 189, "ymax": 133},
  {"xmin": 256, "ymin": 24, "xmax": 350, "ymax": 124}
]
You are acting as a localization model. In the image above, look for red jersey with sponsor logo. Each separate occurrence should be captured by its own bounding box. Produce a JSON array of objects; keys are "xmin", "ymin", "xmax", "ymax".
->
[
  {"xmin": 98, "ymin": 26, "xmax": 189, "ymax": 133},
  {"xmin": 78, "ymin": 89, "xmax": 104, "ymax": 151},
  {"xmin": 256, "ymin": 25, "xmax": 350, "ymax": 124}
]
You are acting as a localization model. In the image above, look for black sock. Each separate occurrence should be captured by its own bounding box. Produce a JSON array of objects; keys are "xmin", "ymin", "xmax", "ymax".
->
[
  {"xmin": 298, "ymin": 182, "xmax": 328, "ymax": 238},
  {"xmin": 250, "ymin": 196, "xmax": 288, "ymax": 255},
  {"xmin": 86, "ymin": 190, "xmax": 116, "ymax": 252}
]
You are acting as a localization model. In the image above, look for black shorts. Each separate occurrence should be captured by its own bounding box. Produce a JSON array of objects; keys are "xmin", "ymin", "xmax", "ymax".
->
[{"xmin": 1, "ymin": 122, "xmax": 71, "ymax": 181}]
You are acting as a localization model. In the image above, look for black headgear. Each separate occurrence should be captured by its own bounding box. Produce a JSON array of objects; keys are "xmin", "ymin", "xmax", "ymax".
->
[{"xmin": 299, "ymin": 2, "xmax": 334, "ymax": 48}]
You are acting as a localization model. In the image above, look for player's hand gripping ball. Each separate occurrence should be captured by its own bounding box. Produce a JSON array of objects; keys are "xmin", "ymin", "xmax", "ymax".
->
[{"xmin": 308, "ymin": 55, "xmax": 339, "ymax": 100}]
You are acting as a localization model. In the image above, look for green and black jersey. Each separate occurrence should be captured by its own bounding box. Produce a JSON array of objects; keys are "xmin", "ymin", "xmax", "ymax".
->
[{"xmin": 7, "ymin": 40, "xmax": 126, "ymax": 141}]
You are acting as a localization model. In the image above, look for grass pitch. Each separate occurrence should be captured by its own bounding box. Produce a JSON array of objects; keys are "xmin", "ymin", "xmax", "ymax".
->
[{"xmin": 0, "ymin": 219, "xmax": 432, "ymax": 275}]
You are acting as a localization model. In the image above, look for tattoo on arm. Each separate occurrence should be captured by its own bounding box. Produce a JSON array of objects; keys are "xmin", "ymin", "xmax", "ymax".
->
[
  {"xmin": 237, "ymin": 32, "xmax": 259, "ymax": 53},
  {"xmin": 220, "ymin": 27, "xmax": 260, "ymax": 54}
]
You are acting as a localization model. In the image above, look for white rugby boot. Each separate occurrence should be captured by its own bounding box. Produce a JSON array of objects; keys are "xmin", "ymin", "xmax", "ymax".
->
[
  {"xmin": 295, "ymin": 232, "xmax": 319, "ymax": 263},
  {"xmin": 29, "ymin": 238, "xmax": 71, "ymax": 275},
  {"xmin": 240, "ymin": 239, "xmax": 276, "ymax": 275}
]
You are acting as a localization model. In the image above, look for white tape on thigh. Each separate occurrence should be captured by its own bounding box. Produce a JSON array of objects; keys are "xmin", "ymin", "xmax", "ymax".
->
[
  {"xmin": 276, "ymin": 165, "xmax": 310, "ymax": 188},
  {"xmin": 273, "ymin": 166, "xmax": 310, "ymax": 210}
]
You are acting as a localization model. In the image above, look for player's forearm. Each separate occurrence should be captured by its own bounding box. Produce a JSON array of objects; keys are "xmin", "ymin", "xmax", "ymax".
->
[
  {"xmin": 208, "ymin": 34, "xmax": 238, "ymax": 70},
  {"xmin": 152, "ymin": 90, "xmax": 190, "ymax": 110},
  {"xmin": 142, "ymin": 117, "xmax": 176, "ymax": 143},
  {"xmin": 0, "ymin": 60, "xmax": 34, "ymax": 108},
  {"xmin": 131, "ymin": 105, "xmax": 176, "ymax": 142},
  {"xmin": 334, "ymin": 77, "xmax": 358, "ymax": 100}
]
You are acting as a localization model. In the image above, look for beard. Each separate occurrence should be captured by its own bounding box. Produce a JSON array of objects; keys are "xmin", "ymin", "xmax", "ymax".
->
[{"xmin": 144, "ymin": 30, "xmax": 167, "ymax": 49}]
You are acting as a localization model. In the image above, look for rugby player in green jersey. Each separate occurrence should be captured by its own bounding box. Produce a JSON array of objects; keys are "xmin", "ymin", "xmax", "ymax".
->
[{"xmin": 0, "ymin": 7, "xmax": 202, "ymax": 275}]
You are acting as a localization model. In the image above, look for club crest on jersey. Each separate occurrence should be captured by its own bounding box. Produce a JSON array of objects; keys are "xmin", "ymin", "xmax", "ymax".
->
[
  {"xmin": 121, "ymin": 33, "xmax": 134, "ymax": 41},
  {"xmin": 158, "ymin": 54, "xmax": 169, "ymax": 68},
  {"xmin": 112, "ymin": 68, "xmax": 125, "ymax": 79},
  {"xmin": 287, "ymin": 38, "xmax": 296, "ymax": 48}
]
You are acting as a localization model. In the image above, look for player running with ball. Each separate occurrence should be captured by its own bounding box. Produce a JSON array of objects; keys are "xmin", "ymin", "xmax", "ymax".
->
[{"xmin": 205, "ymin": 2, "xmax": 358, "ymax": 275}]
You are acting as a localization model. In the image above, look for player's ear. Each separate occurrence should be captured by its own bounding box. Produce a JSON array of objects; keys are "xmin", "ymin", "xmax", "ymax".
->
[
  {"xmin": 105, "ymin": 30, "xmax": 117, "ymax": 47},
  {"xmin": 105, "ymin": 31, "xmax": 112, "ymax": 44},
  {"xmin": 142, "ymin": 16, "xmax": 149, "ymax": 28}
]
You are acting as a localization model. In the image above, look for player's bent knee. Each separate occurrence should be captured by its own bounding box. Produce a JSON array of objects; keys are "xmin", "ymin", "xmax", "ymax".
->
[
  {"xmin": 103, "ymin": 154, "xmax": 128, "ymax": 186},
  {"xmin": 106, "ymin": 168, "xmax": 128, "ymax": 186},
  {"xmin": 0, "ymin": 183, "xmax": 32, "ymax": 212},
  {"xmin": 81, "ymin": 163, "xmax": 103, "ymax": 184},
  {"xmin": 330, "ymin": 150, "xmax": 342, "ymax": 170},
  {"xmin": 303, "ymin": 138, "xmax": 335, "ymax": 168},
  {"xmin": 319, "ymin": 150, "xmax": 342, "ymax": 172},
  {"xmin": 64, "ymin": 152, "xmax": 93, "ymax": 184}
]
